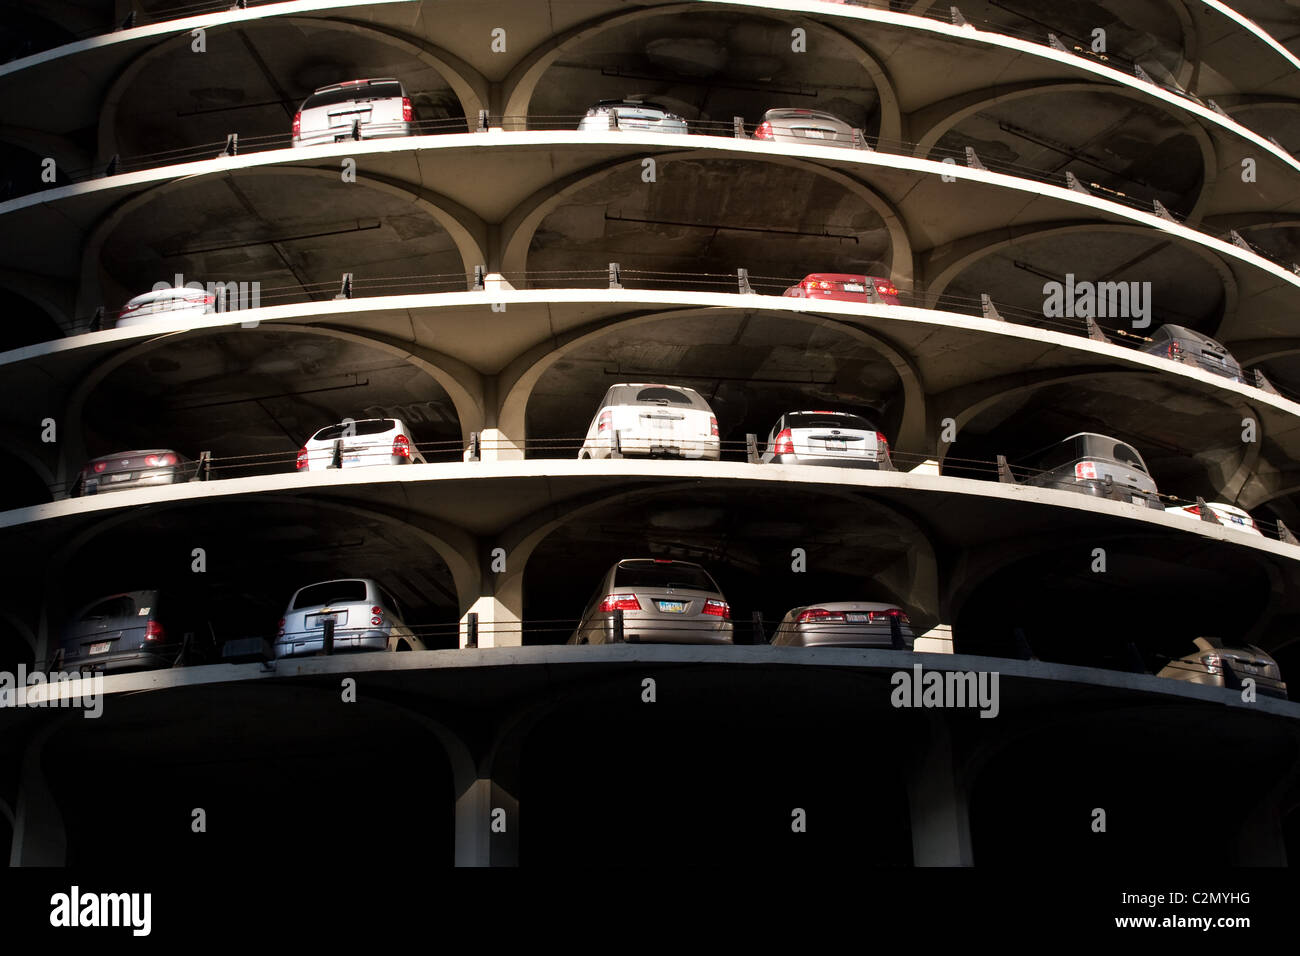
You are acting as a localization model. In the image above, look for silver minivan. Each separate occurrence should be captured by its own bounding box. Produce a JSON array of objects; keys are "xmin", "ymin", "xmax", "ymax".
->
[
  {"xmin": 275, "ymin": 578, "xmax": 423, "ymax": 658},
  {"xmin": 1015, "ymin": 432, "xmax": 1163, "ymax": 509},
  {"xmin": 292, "ymin": 78, "xmax": 412, "ymax": 147},
  {"xmin": 568, "ymin": 558, "xmax": 733, "ymax": 645}
]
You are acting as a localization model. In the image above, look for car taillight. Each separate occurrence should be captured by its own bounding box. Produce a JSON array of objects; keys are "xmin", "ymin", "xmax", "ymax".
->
[
  {"xmin": 144, "ymin": 453, "xmax": 177, "ymax": 467},
  {"xmin": 296, "ymin": 447, "xmax": 309, "ymax": 470},
  {"xmin": 754, "ymin": 121, "xmax": 773, "ymax": 139},
  {"xmin": 597, "ymin": 409, "xmax": 612, "ymax": 432},
  {"xmin": 797, "ymin": 608, "xmax": 845, "ymax": 623},
  {"xmin": 277, "ymin": 617, "xmax": 286, "ymax": 637},
  {"xmin": 370, "ymin": 605, "xmax": 384, "ymax": 626},
  {"xmin": 1186, "ymin": 505, "xmax": 1202, "ymax": 516},
  {"xmin": 144, "ymin": 620, "xmax": 165, "ymax": 642},
  {"xmin": 393, "ymin": 434, "xmax": 411, "ymax": 460},
  {"xmin": 1168, "ymin": 341, "xmax": 1183, "ymax": 359},
  {"xmin": 92, "ymin": 461, "xmax": 107, "ymax": 474},
  {"xmin": 869, "ymin": 608, "xmax": 909, "ymax": 624},
  {"xmin": 599, "ymin": 594, "xmax": 641, "ymax": 612},
  {"xmin": 1201, "ymin": 653, "xmax": 1223, "ymax": 673},
  {"xmin": 773, "ymin": 428, "xmax": 794, "ymax": 455},
  {"xmin": 709, "ymin": 416, "xmax": 718, "ymax": 437},
  {"xmin": 876, "ymin": 431, "xmax": 889, "ymax": 451},
  {"xmin": 1075, "ymin": 460, "xmax": 1098, "ymax": 480},
  {"xmin": 402, "ymin": 97, "xmax": 413, "ymax": 122},
  {"xmin": 875, "ymin": 281, "xmax": 898, "ymax": 297},
  {"xmin": 703, "ymin": 599, "xmax": 730, "ymax": 619},
  {"xmin": 292, "ymin": 111, "xmax": 301, "ymax": 137}
]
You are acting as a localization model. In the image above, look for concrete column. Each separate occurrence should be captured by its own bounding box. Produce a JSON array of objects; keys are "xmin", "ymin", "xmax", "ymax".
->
[
  {"xmin": 906, "ymin": 716, "xmax": 974, "ymax": 866},
  {"xmin": 9, "ymin": 724, "xmax": 67, "ymax": 866},
  {"xmin": 454, "ymin": 776, "xmax": 520, "ymax": 867},
  {"xmin": 459, "ymin": 594, "xmax": 522, "ymax": 648}
]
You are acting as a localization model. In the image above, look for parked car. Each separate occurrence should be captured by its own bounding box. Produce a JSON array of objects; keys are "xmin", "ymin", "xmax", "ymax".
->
[
  {"xmin": 762, "ymin": 410, "xmax": 891, "ymax": 469},
  {"xmin": 296, "ymin": 417, "xmax": 426, "ymax": 471},
  {"xmin": 753, "ymin": 107, "xmax": 862, "ymax": 147},
  {"xmin": 275, "ymin": 578, "xmax": 423, "ymax": 658},
  {"xmin": 1015, "ymin": 432, "xmax": 1163, "ymax": 508},
  {"xmin": 578, "ymin": 383, "xmax": 720, "ymax": 460},
  {"xmin": 783, "ymin": 273, "xmax": 901, "ymax": 305},
  {"xmin": 577, "ymin": 99, "xmax": 689, "ymax": 134},
  {"xmin": 116, "ymin": 286, "xmax": 215, "ymax": 328},
  {"xmin": 1157, "ymin": 637, "xmax": 1287, "ymax": 698},
  {"xmin": 292, "ymin": 78, "xmax": 413, "ymax": 147},
  {"xmin": 1164, "ymin": 501, "xmax": 1263, "ymax": 536},
  {"xmin": 771, "ymin": 602, "xmax": 914, "ymax": 648},
  {"xmin": 1140, "ymin": 324, "xmax": 1243, "ymax": 382},
  {"xmin": 56, "ymin": 589, "xmax": 214, "ymax": 673},
  {"xmin": 74, "ymin": 449, "xmax": 198, "ymax": 496},
  {"xmin": 568, "ymin": 558, "xmax": 733, "ymax": 645}
]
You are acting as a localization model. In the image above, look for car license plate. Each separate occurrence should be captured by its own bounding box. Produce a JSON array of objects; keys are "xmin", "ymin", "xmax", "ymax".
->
[
  {"xmin": 1131, "ymin": 495, "xmax": 1145, "ymax": 505},
  {"xmin": 106, "ymin": 472, "xmax": 132, "ymax": 483},
  {"xmin": 1229, "ymin": 515, "xmax": 1245, "ymax": 525},
  {"xmin": 88, "ymin": 641, "xmax": 112, "ymax": 655},
  {"xmin": 802, "ymin": 129, "xmax": 825, "ymax": 138},
  {"xmin": 310, "ymin": 613, "xmax": 341, "ymax": 628},
  {"xmin": 846, "ymin": 613, "xmax": 869, "ymax": 623},
  {"xmin": 657, "ymin": 601, "xmax": 687, "ymax": 613},
  {"xmin": 825, "ymin": 439, "xmax": 846, "ymax": 451},
  {"xmin": 842, "ymin": 283, "xmax": 864, "ymax": 292}
]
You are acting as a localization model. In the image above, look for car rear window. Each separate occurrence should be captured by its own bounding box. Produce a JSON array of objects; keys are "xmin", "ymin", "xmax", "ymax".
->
[
  {"xmin": 293, "ymin": 580, "xmax": 368, "ymax": 609},
  {"xmin": 607, "ymin": 386, "xmax": 707, "ymax": 408},
  {"xmin": 786, "ymin": 413, "xmax": 873, "ymax": 430},
  {"xmin": 303, "ymin": 82, "xmax": 403, "ymax": 110},
  {"xmin": 81, "ymin": 596, "xmax": 136, "ymax": 620},
  {"xmin": 313, "ymin": 419, "xmax": 395, "ymax": 441},
  {"xmin": 614, "ymin": 561, "xmax": 718, "ymax": 592}
]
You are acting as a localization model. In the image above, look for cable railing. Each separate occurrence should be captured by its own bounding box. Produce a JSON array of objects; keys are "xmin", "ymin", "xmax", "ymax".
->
[
  {"xmin": 17, "ymin": 110, "xmax": 1300, "ymax": 301},
  {"xmin": 56, "ymin": 266, "xmax": 1295, "ymax": 405},
  {"xmin": 42, "ymin": 432, "xmax": 1300, "ymax": 545}
]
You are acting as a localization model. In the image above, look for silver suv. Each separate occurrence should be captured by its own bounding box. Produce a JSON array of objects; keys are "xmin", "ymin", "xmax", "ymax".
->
[
  {"xmin": 275, "ymin": 578, "xmax": 423, "ymax": 658},
  {"xmin": 292, "ymin": 78, "xmax": 412, "ymax": 147},
  {"xmin": 568, "ymin": 558, "xmax": 733, "ymax": 645},
  {"xmin": 1015, "ymin": 432, "xmax": 1163, "ymax": 509},
  {"xmin": 761, "ymin": 410, "xmax": 891, "ymax": 469},
  {"xmin": 1140, "ymin": 324, "xmax": 1243, "ymax": 382}
]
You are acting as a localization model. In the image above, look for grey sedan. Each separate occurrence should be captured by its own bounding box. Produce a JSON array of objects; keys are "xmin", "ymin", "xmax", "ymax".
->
[
  {"xmin": 75, "ymin": 449, "xmax": 198, "ymax": 497},
  {"xmin": 1157, "ymin": 637, "xmax": 1286, "ymax": 698}
]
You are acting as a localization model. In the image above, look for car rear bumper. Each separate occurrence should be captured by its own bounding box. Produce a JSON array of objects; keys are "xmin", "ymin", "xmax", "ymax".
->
[
  {"xmin": 62, "ymin": 647, "xmax": 175, "ymax": 673},
  {"xmin": 81, "ymin": 469, "xmax": 189, "ymax": 495},
  {"xmin": 293, "ymin": 123, "xmax": 410, "ymax": 147},
  {"xmin": 771, "ymin": 454, "xmax": 884, "ymax": 469},
  {"xmin": 612, "ymin": 439, "xmax": 720, "ymax": 460},
  {"xmin": 275, "ymin": 629, "xmax": 391, "ymax": 657},
  {"xmin": 584, "ymin": 618, "xmax": 733, "ymax": 644},
  {"xmin": 773, "ymin": 625, "xmax": 912, "ymax": 648},
  {"xmin": 1158, "ymin": 669, "xmax": 1288, "ymax": 698}
]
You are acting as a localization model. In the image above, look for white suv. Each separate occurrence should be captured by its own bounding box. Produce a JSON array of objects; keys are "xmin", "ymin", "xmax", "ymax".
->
[
  {"xmin": 292, "ymin": 78, "xmax": 412, "ymax": 147},
  {"xmin": 276, "ymin": 578, "xmax": 423, "ymax": 658},
  {"xmin": 578, "ymin": 383, "xmax": 720, "ymax": 460},
  {"xmin": 295, "ymin": 417, "xmax": 426, "ymax": 471}
]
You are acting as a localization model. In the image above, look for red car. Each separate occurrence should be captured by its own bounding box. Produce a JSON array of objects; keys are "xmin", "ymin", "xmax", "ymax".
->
[{"xmin": 783, "ymin": 273, "xmax": 900, "ymax": 305}]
